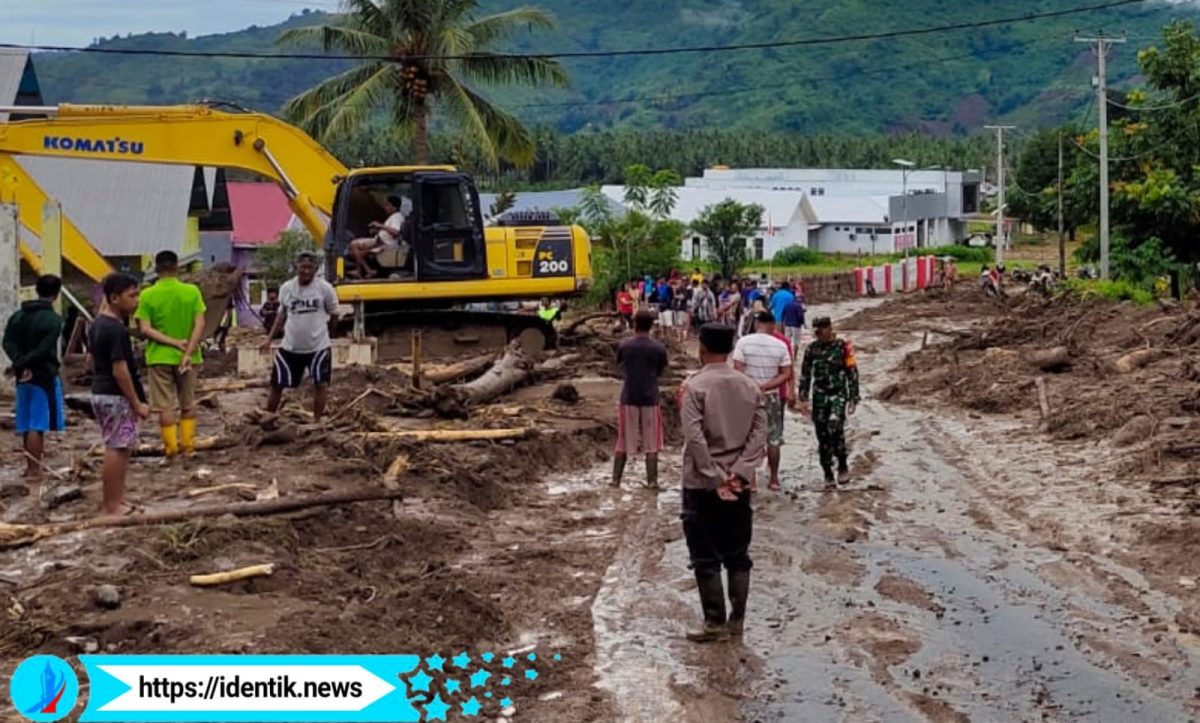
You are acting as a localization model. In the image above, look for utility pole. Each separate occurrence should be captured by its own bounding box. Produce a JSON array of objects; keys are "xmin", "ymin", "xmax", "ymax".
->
[
  {"xmin": 985, "ymin": 125, "xmax": 1015, "ymax": 267},
  {"xmin": 1057, "ymin": 132, "xmax": 1066, "ymax": 277},
  {"xmin": 1076, "ymin": 32, "xmax": 1126, "ymax": 279}
]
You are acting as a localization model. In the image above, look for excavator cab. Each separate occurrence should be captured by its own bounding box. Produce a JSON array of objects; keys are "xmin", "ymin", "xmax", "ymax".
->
[{"xmin": 329, "ymin": 168, "xmax": 486, "ymax": 284}]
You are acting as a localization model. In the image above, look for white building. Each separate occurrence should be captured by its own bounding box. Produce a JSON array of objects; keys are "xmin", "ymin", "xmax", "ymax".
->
[
  {"xmin": 600, "ymin": 185, "xmax": 808, "ymax": 262},
  {"xmin": 686, "ymin": 167, "xmax": 985, "ymax": 256}
]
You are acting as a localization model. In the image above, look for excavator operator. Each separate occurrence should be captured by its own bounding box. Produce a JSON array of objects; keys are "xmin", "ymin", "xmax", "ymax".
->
[{"xmin": 348, "ymin": 194, "xmax": 412, "ymax": 279}]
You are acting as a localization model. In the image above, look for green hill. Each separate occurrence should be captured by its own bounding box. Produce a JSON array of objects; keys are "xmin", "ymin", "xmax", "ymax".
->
[{"xmin": 29, "ymin": 1, "xmax": 1192, "ymax": 135}]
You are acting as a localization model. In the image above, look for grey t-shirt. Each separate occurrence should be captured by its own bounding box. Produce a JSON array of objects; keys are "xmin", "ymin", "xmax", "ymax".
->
[{"xmin": 279, "ymin": 277, "xmax": 339, "ymax": 353}]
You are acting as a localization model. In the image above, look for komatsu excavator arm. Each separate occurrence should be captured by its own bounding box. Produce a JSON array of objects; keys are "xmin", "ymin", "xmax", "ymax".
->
[
  {"xmin": 0, "ymin": 153, "xmax": 113, "ymax": 281},
  {"xmin": 0, "ymin": 103, "xmax": 349, "ymax": 242}
]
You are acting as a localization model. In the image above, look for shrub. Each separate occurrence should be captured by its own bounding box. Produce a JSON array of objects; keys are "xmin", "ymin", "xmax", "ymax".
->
[
  {"xmin": 772, "ymin": 245, "xmax": 825, "ymax": 266},
  {"xmin": 1060, "ymin": 278, "xmax": 1155, "ymax": 305},
  {"xmin": 921, "ymin": 244, "xmax": 994, "ymax": 264}
]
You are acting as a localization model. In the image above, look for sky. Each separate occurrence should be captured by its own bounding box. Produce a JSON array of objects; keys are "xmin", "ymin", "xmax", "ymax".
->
[{"xmin": 0, "ymin": 0, "xmax": 336, "ymax": 47}]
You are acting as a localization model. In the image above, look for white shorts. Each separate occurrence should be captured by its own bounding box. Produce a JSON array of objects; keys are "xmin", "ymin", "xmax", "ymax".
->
[{"xmin": 659, "ymin": 310, "xmax": 676, "ymax": 327}]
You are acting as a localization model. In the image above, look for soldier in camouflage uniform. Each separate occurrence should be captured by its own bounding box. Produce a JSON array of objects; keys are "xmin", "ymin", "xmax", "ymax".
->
[{"xmin": 796, "ymin": 316, "xmax": 860, "ymax": 485}]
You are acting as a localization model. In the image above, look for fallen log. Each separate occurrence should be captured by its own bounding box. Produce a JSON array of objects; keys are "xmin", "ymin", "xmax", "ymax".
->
[
  {"xmin": 1111, "ymin": 348, "xmax": 1169, "ymax": 374},
  {"xmin": 185, "ymin": 483, "xmax": 258, "ymax": 498},
  {"xmin": 1035, "ymin": 377, "xmax": 1051, "ymax": 420},
  {"xmin": 198, "ymin": 379, "xmax": 268, "ymax": 393},
  {"xmin": 190, "ymin": 563, "xmax": 274, "ymax": 587},
  {"xmin": 424, "ymin": 354, "xmax": 496, "ymax": 385},
  {"xmin": 1025, "ymin": 346, "xmax": 1070, "ymax": 372},
  {"xmin": 450, "ymin": 345, "xmax": 532, "ymax": 404},
  {"xmin": 535, "ymin": 353, "xmax": 584, "ymax": 374},
  {"xmin": 0, "ymin": 487, "xmax": 406, "ymax": 550},
  {"xmin": 560, "ymin": 311, "xmax": 620, "ymax": 336},
  {"xmin": 361, "ymin": 428, "xmax": 529, "ymax": 443},
  {"xmin": 125, "ymin": 435, "xmax": 237, "ymax": 458}
]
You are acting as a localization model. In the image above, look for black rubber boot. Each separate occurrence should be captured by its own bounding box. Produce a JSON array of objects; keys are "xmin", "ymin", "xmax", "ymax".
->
[
  {"xmin": 837, "ymin": 458, "xmax": 850, "ymax": 485},
  {"xmin": 726, "ymin": 569, "xmax": 750, "ymax": 637},
  {"xmin": 686, "ymin": 572, "xmax": 729, "ymax": 643},
  {"xmin": 822, "ymin": 466, "xmax": 835, "ymax": 488},
  {"xmin": 645, "ymin": 454, "xmax": 659, "ymax": 490},
  {"xmin": 610, "ymin": 454, "xmax": 626, "ymax": 488}
]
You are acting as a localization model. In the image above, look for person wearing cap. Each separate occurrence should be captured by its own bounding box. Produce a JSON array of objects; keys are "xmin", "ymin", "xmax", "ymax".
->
[
  {"xmin": 348, "ymin": 194, "xmax": 410, "ymax": 279},
  {"xmin": 796, "ymin": 316, "xmax": 860, "ymax": 486},
  {"xmin": 678, "ymin": 323, "xmax": 766, "ymax": 643},
  {"xmin": 733, "ymin": 310, "xmax": 793, "ymax": 492},
  {"xmin": 261, "ymin": 250, "xmax": 340, "ymax": 420}
]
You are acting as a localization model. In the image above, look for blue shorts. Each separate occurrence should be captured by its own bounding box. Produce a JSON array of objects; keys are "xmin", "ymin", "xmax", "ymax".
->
[{"xmin": 16, "ymin": 378, "xmax": 64, "ymax": 434}]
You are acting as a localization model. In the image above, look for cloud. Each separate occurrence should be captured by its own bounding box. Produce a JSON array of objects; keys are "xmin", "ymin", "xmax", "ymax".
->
[{"xmin": 0, "ymin": 0, "xmax": 331, "ymax": 47}]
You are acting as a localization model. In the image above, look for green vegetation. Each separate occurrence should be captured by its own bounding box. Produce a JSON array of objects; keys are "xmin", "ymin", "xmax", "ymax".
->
[
  {"xmin": 758, "ymin": 244, "xmax": 992, "ymax": 275},
  {"xmin": 1060, "ymin": 278, "xmax": 1156, "ymax": 306},
  {"xmin": 31, "ymin": 1, "xmax": 1186, "ymax": 140},
  {"xmin": 256, "ymin": 230, "xmax": 316, "ymax": 287},
  {"xmin": 690, "ymin": 200, "xmax": 764, "ymax": 279},
  {"xmin": 279, "ymin": 0, "xmax": 566, "ymax": 165}
]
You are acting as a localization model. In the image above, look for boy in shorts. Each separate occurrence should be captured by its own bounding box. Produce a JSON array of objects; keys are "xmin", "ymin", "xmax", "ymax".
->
[{"xmin": 90, "ymin": 273, "xmax": 150, "ymax": 517}]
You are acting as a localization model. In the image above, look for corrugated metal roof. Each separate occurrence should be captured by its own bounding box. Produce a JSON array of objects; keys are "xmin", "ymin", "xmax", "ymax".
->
[
  {"xmin": 0, "ymin": 48, "xmax": 30, "ymax": 120},
  {"xmin": 601, "ymin": 185, "xmax": 804, "ymax": 227},
  {"xmin": 17, "ymin": 156, "xmax": 198, "ymax": 256}
]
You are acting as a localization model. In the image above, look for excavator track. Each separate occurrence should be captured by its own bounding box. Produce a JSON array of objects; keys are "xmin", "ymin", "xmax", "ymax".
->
[{"xmin": 362, "ymin": 309, "xmax": 557, "ymax": 361}]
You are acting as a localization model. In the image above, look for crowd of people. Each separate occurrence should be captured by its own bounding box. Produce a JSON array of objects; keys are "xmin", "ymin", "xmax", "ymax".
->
[
  {"xmin": 611, "ymin": 270, "xmax": 862, "ymax": 643},
  {"xmin": 4, "ymin": 250, "xmax": 338, "ymax": 519}
]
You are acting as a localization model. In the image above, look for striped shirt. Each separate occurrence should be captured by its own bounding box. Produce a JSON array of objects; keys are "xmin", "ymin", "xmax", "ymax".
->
[{"xmin": 732, "ymin": 333, "xmax": 791, "ymax": 387}]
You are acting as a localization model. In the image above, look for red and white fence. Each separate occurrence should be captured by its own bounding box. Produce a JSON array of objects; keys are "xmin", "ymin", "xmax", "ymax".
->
[{"xmin": 854, "ymin": 256, "xmax": 937, "ymax": 296}]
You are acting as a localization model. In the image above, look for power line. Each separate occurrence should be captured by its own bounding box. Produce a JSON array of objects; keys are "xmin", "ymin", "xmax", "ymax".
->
[
  {"xmin": 1108, "ymin": 92, "xmax": 1200, "ymax": 110},
  {"xmin": 0, "ymin": 0, "xmax": 1146, "ymax": 63}
]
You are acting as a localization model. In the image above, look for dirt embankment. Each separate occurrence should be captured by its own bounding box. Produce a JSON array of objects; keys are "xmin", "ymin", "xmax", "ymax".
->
[
  {"xmin": 0, "ymin": 314, "xmax": 691, "ymax": 721},
  {"xmin": 848, "ymin": 284, "xmax": 1200, "ymax": 635}
]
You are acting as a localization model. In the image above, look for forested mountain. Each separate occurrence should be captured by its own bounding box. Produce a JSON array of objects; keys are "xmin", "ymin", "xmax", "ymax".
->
[{"xmin": 30, "ymin": 1, "xmax": 1193, "ymax": 137}]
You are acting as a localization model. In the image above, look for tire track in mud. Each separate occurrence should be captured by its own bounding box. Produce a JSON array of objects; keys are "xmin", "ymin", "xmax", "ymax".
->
[{"xmin": 588, "ymin": 299, "xmax": 1199, "ymax": 721}]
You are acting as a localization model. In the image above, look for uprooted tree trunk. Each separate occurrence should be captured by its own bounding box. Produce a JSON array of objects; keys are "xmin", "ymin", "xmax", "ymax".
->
[
  {"xmin": 424, "ymin": 354, "xmax": 496, "ymax": 385},
  {"xmin": 449, "ymin": 344, "xmax": 534, "ymax": 405},
  {"xmin": 560, "ymin": 312, "xmax": 621, "ymax": 337}
]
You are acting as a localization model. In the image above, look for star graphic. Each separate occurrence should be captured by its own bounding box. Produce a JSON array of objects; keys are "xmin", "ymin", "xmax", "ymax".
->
[
  {"xmin": 469, "ymin": 669, "xmax": 492, "ymax": 689},
  {"xmin": 501, "ymin": 656, "xmax": 516, "ymax": 669},
  {"xmin": 500, "ymin": 697, "xmax": 514, "ymax": 709},
  {"xmin": 485, "ymin": 692, "xmax": 493, "ymax": 699},
  {"xmin": 525, "ymin": 669, "xmax": 539, "ymax": 681},
  {"xmin": 527, "ymin": 653, "xmax": 538, "ymax": 662},
  {"xmin": 553, "ymin": 653, "xmax": 562, "ymax": 661},
  {"xmin": 481, "ymin": 652, "xmax": 495, "ymax": 663},
  {"xmin": 424, "ymin": 694, "xmax": 451, "ymax": 721},
  {"xmin": 460, "ymin": 697, "xmax": 482, "ymax": 717},
  {"xmin": 501, "ymin": 676, "xmax": 512, "ymax": 687},
  {"xmin": 408, "ymin": 669, "xmax": 433, "ymax": 693},
  {"xmin": 425, "ymin": 653, "xmax": 446, "ymax": 672},
  {"xmin": 452, "ymin": 652, "xmax": 472, "ymax": 669},
  {"xmin": 445, "ymin": 679, "xmax": 461, "ymax": 695}
]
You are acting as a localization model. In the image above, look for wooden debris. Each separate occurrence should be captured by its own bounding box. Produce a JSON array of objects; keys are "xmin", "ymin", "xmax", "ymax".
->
[
  {"xmin": 361, "ymin": 428, "xmax": 529, "ymax": 443},
  {"xmin": 190, "ymin": 563, "xmax": 274, "ymax": 587},
  {"xmin": 1111, "ymin": 348, "xmax": 1169, "ymax": 374},
  {"xmin": 385, "ymin": 455, "xmax": 410, "ymax": 484},
  {"xmin": 185, "ymin": 483, "xmax": 257, "ymax": 498},
  {"xmin": 197, "ymin": 379, "xmax": 268, "ymax": 393},
  {"xmin": 450, "ymin": 345, "xmax": 533, "ymax": 404},
  {"xmin": 560, "ymin": 311, "xmax": 620, "ymax": 336},
  {"xmin": 1035, "ymin": 377, "xmax": 1051, "ymax": 420},
  {"xmin": 124, "ymin": 436, "xmax": 236, "ymax": 458},
  {"xmin": 1025, "ymin": 346, "xmax": 1070, "ymax": 372},
  {"xmin": 0, "ymin": 487, "xmax": 406, "ymax": 550},
  {"xmin": 424, "ymin": 354, "xmax": 495, "ymax": 385}
]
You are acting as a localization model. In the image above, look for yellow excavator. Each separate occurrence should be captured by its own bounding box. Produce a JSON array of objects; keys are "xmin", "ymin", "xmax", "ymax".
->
[{"xmin": 0, "ymin": 102, "xmax": 593, "ymax": 352}]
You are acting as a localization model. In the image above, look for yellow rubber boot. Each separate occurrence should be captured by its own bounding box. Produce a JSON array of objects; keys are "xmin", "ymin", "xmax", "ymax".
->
[
  {"xmin": 161, "ymin": 424, "xmax": 180, "ymax": 458},
  {"xmin": 180, "ymin": 418, "xmax": 197, "ymax": 456}
]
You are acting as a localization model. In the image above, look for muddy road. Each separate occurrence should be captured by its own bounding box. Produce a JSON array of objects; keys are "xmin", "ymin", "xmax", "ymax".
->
[{"xmin": 594, "ymin": 298, "xmax": 1200, "ymax": 722}]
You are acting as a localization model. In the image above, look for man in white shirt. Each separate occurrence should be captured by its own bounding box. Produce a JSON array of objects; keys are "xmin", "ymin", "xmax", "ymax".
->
[
  {"xmin": 349, "ymin": 195, "xmax": 409, "ymax": 278},
  {"xmin": 732, "ymin": 310, "xmax": 793, "ymax": 491}
]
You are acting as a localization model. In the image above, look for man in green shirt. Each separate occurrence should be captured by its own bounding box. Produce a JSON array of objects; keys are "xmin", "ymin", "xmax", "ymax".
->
[{"xmin": 133, "ymin": 250, "xmax": 206, "ymax": 458}]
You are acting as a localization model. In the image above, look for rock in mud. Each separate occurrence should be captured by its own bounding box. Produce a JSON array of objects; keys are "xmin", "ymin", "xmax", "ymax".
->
[
  {"xmin": 94, "ymin": 584, "xmax": 121, "ymax": 610},
  {"xmin": 46, "ymin": 485, "xmax": 84, "ymax": 509},
  {"xmin": 0, "ymin": 482, "xmax": 29, "ymax": 499},
  {"xmin": 1111, "ymin": 415, "xmax": 1156, "ymax": 447},
  {"xmin": 552, "ymin": 383, "xmax": 580, "ymax": 404}
]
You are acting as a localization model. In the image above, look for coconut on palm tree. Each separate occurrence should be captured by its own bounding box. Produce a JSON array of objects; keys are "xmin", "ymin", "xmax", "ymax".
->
[{"xmin": 278, "ymin": 0, "xmax": 567, "ymax": 166}]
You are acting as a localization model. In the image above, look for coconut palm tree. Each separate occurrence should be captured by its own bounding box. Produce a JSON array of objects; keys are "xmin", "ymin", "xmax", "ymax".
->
[{"xmin": 278, "ymin": 0, "xmax": 567, "ymax": 166}]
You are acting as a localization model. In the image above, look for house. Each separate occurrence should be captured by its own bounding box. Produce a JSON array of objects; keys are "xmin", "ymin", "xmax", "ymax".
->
[
  {"xmin": 599, "ymin": 185, "xmax": 808, "ymax": 263},
  {"xmin": 226, "ymin": 181, "xmax": 305, "ymax": 326},
  {"xmin": 0, "ymin": 48, "xmax": 221, "ymax": 278}
]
